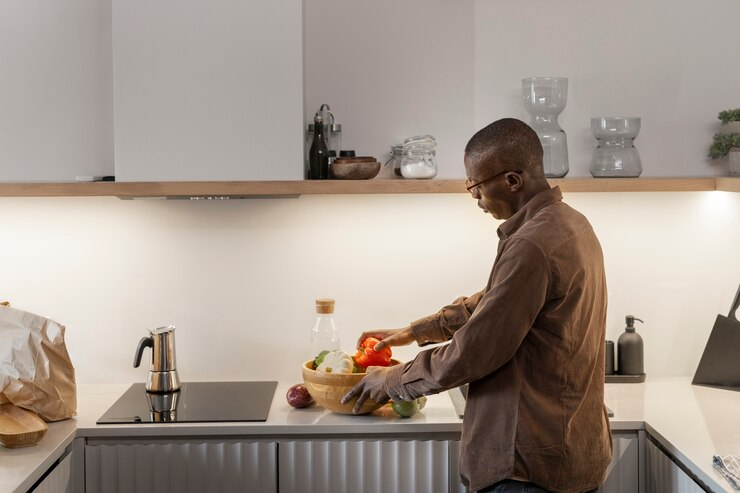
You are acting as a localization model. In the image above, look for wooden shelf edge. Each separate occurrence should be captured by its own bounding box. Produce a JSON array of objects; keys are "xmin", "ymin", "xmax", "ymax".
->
[
  {"xmin": 0, "ymin": 177, "xmax": 730, "ymax": 198},
  {"xmin": 716, "ymin": 177, "xmax": 740, "ymax": 192},
  {"xmin": 552, "ymin": 177, "xmax": 716, "ymax": 193}
]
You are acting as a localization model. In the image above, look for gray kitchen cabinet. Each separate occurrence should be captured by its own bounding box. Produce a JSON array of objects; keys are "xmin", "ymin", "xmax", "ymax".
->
[
  {"xmin": 277, "ymin": 439, "xmax": 453, "ymax": 493},
  {"xmin": 0, "ymin": 0, "xmax": 114, "ymax": 182},
  {"xmin": 599, "ymin": 431, "xmax": 644, "ymax": 493},
  {"xmin": 449, "ymin": 433, "xmax": 642, "ymax": 493},
  {"xmin": 32, "ymin": 453, "xmax": 72, "ymax": 493},
  {"xmin": 111, "ymin": 0, "xmax": 304, "ymax": 182},
  {"xmin": 29, "ymin": 438, "xmax": 83, "ymax": 493},
  {"xmin": 84, "ymin": 438, "xmax": 276, "ymax": 493},
  {"xmin": 646, "ymin": 439, "xmax": 705, "ymax": 493}
]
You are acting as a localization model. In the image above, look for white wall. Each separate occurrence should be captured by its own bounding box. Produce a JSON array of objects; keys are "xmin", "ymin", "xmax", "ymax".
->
[
  {"xmin": 1, "ymin": 192, "xmax": 738, "ymax": 385},
  {"xmin": 306, "ymin": 0, "xmax": 740, "ymax": 178}
]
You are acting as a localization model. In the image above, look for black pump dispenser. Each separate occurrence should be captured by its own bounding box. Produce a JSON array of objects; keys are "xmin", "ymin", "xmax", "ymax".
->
[{"xmin": 617, "ymin": 315, "xmax": 645, "ymax": 376}]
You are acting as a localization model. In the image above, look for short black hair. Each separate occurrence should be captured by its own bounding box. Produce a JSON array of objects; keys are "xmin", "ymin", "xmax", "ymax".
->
[{"xmin": 464, "ymin": 118, "xmax": 545, "ymax": 178}]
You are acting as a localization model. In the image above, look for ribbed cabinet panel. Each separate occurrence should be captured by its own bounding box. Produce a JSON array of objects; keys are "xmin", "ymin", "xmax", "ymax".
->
[
  {"xmin": 448, "ymin": 440, "xmax": 468, "ymax": 493},
  {"xmin": 278, "ymin": 439, "xmax": 449, "ymax": 493},
  {"xmin": 646, "ymin": 440, "xmax": 704, "ymax": 493},
  {"xmin": 85, "ymin": 440, "xmax": 276, "ymax": 493}
]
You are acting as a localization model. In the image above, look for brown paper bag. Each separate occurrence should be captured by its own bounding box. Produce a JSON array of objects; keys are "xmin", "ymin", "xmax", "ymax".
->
[{"xmin": 0, "ymin": 305, "xmax": 77, "ymax": 421}]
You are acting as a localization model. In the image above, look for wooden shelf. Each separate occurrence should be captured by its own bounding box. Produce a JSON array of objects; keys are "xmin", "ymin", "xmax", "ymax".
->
[
  {"xmin": 717, "ymin": 177, "xmax": 740, "ymax": 192},
  {"xmin": 0, "ymin": 177, "xmax": 734, "ymax": 198}
]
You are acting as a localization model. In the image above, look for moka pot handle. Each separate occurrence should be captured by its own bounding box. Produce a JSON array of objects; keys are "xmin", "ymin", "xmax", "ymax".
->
[{"xmin": 133, "ymin": 336, "xmax": 153, "ymax": 368}]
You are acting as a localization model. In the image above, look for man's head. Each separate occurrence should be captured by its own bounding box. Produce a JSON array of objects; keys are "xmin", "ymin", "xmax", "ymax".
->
[{"xmin": 464, "ymin": 118, "xmax": 549, "ymax": 220}]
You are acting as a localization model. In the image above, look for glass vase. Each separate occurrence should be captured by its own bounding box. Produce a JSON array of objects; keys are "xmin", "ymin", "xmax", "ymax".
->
[
  {"xmin": 589, "ymin": 117, "xmax": 642, "ymax": 177},
  {"xmin": 522, "ymin": 77, "xmax": 569, "ymax": 178},
  {"xmin": 730, "ymin": 148, "xmax": 740, "ymax": 176}
]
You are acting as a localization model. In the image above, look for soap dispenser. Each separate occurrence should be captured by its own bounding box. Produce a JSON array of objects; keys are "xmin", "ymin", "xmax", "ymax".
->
[{"xmin": 617, "ymin": 315, "xmax": 645, "ymax": 376}]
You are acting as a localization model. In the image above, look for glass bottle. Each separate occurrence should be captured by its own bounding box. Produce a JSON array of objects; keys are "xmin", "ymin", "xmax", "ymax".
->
[
  {"xmin": 310, "ymin": 298, "xmax": 340, "ymax": 357},
  {"xmin": 308, "ymin": 114, "xmax": 329, "ymax": 180},
  {"xmin": 522, "ymin": 77, "xmax": 569, "ymax": 178}
]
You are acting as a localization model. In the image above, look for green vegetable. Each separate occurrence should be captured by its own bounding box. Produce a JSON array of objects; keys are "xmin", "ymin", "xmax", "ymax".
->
[
  {"xmin": 313, "ymin": 350, "xmax": 330, "ymax": 369},
  {"xmin": 417, "ymin": 396, "xmax": 427, "ymax": 410},
  {"xmin": 391, "ymin": 399, "xmax": 420, "ymax": 418}
]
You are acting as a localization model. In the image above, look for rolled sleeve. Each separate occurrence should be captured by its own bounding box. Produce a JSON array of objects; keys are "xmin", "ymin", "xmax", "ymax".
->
[
  {"xmin": 389, "ymin": 239, "xmax": 550, "ymax": 397},
  {"xmin": 410, "ymin": 291, "xmax": 484, "ymax": 346}
]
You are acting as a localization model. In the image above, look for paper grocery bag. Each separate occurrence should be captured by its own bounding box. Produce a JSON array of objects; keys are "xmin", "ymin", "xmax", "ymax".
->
[{"xmin": 0, "ymin": 305, "xmax": 76, "ymax": 421}]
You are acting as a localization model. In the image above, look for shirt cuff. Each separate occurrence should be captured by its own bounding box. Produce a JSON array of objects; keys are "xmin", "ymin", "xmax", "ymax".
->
[
  {"xmin": 383, "ymin": 361, "xmax": 408, "ymax": 401},
  {"xmin": 410, "ymin": 314, "xmax": 444, "ymax": 346}
]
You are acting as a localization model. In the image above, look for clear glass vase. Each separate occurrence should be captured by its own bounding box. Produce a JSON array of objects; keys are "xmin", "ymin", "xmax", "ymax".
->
[
  {"xmin": 730, "ymin": 148, "xmax": 740, "ymax": 176},
  {"xmin": 589, "ymin": 117, "xmax": 642, "ymax": 177},
  {"xmin": 522, "ymin": 77, "xmax": 569, "ymax": 178}
]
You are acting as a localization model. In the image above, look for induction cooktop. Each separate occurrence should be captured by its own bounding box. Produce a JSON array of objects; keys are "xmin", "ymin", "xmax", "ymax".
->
[{"xmin": 97, "ymin": 381, "xmax": 278, "ymax": 424}]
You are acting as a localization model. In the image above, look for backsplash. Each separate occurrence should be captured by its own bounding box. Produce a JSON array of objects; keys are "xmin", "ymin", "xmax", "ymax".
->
[{"xmin": 1, "ymin": 191, "xmax": 738, "ymax": 384}]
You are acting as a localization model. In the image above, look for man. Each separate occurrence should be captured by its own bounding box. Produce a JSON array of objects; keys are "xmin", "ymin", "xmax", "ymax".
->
[{"xmin": 342, "ymin": 118, "xmax": 612, "ymax": 493}]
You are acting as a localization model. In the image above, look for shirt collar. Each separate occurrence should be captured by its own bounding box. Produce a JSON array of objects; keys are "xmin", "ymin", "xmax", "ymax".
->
[{"xmin": 497, "ymin": 186, "xmax": 563, "ymax": 240}]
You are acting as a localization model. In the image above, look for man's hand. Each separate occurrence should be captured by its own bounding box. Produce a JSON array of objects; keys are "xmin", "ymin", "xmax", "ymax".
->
[
  {"xmin": 357, "ymin": 327, "xmax": 415, "ymax": 352},
  {"xmin": 341, "ymin": 366, "xmax": 391, "ymax": 414}
]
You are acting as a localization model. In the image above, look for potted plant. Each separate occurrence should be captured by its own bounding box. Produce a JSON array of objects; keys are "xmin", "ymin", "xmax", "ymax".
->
[{"xmin": 708, "ymin": 108, "xmax": 740, "ymax": 176}]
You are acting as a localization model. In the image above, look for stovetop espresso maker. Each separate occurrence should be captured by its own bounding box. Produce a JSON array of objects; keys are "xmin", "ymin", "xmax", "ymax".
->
[{"xmin": 133, "ymin": 325, "xmax": 181, "ymax": 393}]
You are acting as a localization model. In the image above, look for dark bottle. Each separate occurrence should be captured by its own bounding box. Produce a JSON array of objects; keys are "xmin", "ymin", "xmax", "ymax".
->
[
  {"xmin": 617, "ymin": 315, "xmax": 645, "ymax": 375},
  {"xmin": 308, "ymin": 114, "xmax": 329, "ymax": 180}
]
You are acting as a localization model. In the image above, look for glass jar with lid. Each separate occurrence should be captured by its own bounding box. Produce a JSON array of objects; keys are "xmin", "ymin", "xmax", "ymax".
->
[
  {"xmin": 385, "ymin": 145, "xmax": 404, "ymax": 177},
  {"xmin": 400, "ymin": 135, "xmax": 438, "ymax": 179}
]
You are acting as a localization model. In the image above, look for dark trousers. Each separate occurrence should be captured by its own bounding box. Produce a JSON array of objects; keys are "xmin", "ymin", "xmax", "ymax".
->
[
  {"xmin": 478, "ymin": 479, "xmax": 552, "ymax": 493},
  {"xmin": 478, "ymin": 479, "xmax": 599, "ymax": 493}
]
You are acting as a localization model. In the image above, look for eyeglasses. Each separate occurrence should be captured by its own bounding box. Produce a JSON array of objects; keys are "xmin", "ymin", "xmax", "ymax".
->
[{"xmin": 465, "ymin": 170, "xmax": 521, "ymax": 195}]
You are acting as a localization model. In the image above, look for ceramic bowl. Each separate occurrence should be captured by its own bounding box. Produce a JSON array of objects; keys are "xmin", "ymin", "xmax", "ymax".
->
[
  {"xmin": 330, "ymin": 159, "xmax": 381, "ymax": 180},
  {"xmin": 302, "ymin": 359, "xmax": 400, "ymax": 415}
]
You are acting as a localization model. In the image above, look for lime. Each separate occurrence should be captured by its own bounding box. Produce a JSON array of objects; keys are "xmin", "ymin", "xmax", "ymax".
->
[{"xmin": 391, "ymin": 399, "xmax": 420, "ymax": 418}]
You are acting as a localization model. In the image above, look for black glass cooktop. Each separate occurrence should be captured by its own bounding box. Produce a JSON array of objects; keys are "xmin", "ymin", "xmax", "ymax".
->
[{"xmin": 97, "ymin": 381, "xmax": 278, "ymax": 424}]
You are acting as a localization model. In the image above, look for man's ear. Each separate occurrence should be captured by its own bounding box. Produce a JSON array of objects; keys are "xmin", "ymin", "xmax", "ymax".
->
[{"xmin": 504, "ymin": 171, "xmax": 523, "ymax": 191}]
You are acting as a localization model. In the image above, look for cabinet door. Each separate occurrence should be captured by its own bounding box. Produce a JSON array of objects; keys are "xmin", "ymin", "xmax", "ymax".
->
[
  {"xmin": 85, "ymin": 439, "xmax": 276, "ymax": 493},
  {"xmin": 0, "ymin": 0, "xmax": 113, "ymax": 182},
  {"xmin": 598, "ymin": 432, "xmax": 641, "ymax": 493},
  {"xmin": 33, "ymin": 451, "xmax": 73, "ymax": 493},
  {"xmin": 278, "ymin": 439, "xmax": 450, "ymax": 493},
  {"xmin": 646, "ymin": 439, "xmax": 704, "ymax": 493},
  {"xmin": 112, "ymin": 0, "xmax": 303, "ymax": 182}
]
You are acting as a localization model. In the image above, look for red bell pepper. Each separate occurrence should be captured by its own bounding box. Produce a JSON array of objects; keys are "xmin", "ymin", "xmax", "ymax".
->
[{"xmin": 353, "ymin": 336, "xmax": 392, "ymax": 368}]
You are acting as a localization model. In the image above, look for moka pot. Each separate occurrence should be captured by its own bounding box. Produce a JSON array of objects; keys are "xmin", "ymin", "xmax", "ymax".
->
[{"xmin": 133, "ymin": 325, "xmax": 181, "ymax": 393}]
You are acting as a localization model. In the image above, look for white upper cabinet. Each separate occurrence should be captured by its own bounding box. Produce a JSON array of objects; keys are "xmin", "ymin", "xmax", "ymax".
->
[
  {"xmin": 112, "ymin": 0, "xmax": 303, "ymax": 181},
  {"xmin": 0, "ymin": 0, "xmax": 114, "ymax": 182}
]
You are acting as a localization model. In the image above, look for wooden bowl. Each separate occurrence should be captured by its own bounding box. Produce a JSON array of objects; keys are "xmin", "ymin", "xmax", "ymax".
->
[
  {"xmin": 330, "ymin": 160, "xmax": 381, "ymax": 180},
  {"xmin": 302, "ymin": 359, "xmax": 399, "ymax": 415},
  {"xmin": 0, "ymin": 404, "xmax": 48, "ymax": 448}
]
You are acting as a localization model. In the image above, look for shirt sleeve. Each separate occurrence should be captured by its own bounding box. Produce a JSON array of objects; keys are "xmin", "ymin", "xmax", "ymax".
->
[
  {"xmin": 385, "ymin": 238, "xmax": 550, "ymax": 401},
  {"xmin": 409, "ymin": 290, "xmax": 484, "ymax": 346}
]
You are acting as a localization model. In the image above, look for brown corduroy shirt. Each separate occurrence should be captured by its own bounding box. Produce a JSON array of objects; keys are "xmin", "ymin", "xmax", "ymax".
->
[{"xmin": 383, "ymin": 187, "xmax": 612, "ymax": 493}]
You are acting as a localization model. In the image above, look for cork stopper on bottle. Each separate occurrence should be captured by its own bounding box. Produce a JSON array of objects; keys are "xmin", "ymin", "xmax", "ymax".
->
[{"xmin": 315, "ymin": 298, "xmax": 335, "ymax": 314}]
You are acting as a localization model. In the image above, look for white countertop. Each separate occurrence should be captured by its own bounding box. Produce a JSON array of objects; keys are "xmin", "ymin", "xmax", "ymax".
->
[
  {"xmin": 604, "ymin": 378, "xmax": 740, "ymax": 493},
  {"xmin": 3, "ymin": 378, "xmax": 740, "ymax": 493}
]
